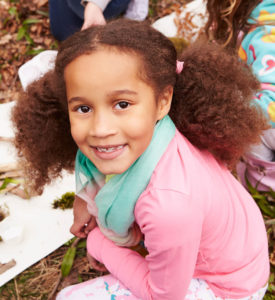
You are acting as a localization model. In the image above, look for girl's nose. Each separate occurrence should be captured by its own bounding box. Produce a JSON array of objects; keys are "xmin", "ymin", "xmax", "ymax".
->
[{"xmin": 89, "ymin": 112, "xmax": 117, "ymax": 138}]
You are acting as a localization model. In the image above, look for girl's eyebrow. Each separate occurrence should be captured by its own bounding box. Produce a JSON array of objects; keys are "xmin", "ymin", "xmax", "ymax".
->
[
  {"xmin": 107, "ymin": 90, "xmax": 138, "ymax": 97},
  {"xmin": 68, "ymin": 97, "xmax": 85, "ymax": 104},
  {"xmin": 68, "ymin": 90, "xmax": 138, "ymax": 104}
]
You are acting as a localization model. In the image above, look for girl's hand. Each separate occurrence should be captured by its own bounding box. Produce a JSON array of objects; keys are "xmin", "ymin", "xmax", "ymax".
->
[
  {"xmin": 70, "ymin": 216, "xmax": 96, "ymax": 238},
  {"xmin": 87, "ymin": 252, "xmax": 108, "ymax": 272},
  {"xmin": 70, "ymin": 195, "xmax": 96, "ymax": 238},
  {"xmin": 82, "ymin": 2, "xmax": 106, "ymax": 30}
]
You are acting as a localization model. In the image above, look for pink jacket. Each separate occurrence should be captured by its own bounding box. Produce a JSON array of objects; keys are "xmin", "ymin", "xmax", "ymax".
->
[{"xmin": 87, "ymin": 130, "xmax": 269, "ymax": 300}]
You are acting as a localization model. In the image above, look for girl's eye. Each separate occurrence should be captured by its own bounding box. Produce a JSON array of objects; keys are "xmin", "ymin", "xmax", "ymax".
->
[
  {"xmin": 77, "ymin": 105, "xmax": 91, "ymax": 114},
  {"xmin": 115, "ymin": 101, "xmax": 130, "ymax": 110}
]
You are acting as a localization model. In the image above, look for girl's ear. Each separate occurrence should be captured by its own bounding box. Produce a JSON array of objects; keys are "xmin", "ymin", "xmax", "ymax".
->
[{"xmin": 157, "ymin": 86, "xmax": 173, "ymax": 121}]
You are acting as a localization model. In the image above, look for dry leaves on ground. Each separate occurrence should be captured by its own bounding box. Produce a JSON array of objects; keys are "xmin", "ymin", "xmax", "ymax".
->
[{"xmin": 0, "ymin": 0, "xmax": 56, "ymax": 103}]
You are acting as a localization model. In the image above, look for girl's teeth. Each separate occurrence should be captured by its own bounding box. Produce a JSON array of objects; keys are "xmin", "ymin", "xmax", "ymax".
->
[{"xmin": 97, "ymin": 145, "xmax": 123, "ymax": 153}]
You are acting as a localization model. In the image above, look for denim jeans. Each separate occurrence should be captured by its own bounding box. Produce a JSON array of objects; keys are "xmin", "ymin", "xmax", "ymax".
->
[{"xmin": 49, "ymin": 0, "xmax": 131, "ymax": 41}]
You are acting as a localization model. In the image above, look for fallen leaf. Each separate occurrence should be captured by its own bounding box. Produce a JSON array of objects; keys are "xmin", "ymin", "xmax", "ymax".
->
[
  {"xmin": 34, "ymin": 0, "xmax": 48, "ymax": 8},
  {"xmin": 0, "ymin": 33, "xmax": 13, "ymax": 45}
]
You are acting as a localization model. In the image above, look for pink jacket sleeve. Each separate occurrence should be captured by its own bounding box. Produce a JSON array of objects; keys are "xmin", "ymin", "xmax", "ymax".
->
[{"xmin": 87, "ymin": 188, "xmax": 204, "ymax": 300}]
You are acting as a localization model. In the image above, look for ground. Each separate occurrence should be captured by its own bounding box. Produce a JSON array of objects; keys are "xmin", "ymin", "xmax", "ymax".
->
[{"xmin": 0, "ymin": 0, "xmax": 275, "ymax": 299}]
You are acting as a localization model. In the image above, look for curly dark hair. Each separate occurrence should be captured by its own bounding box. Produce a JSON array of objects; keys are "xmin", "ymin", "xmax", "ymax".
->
[
  {"xmin": 205, "ymin": 0, "xmax": 261, "ymax": 48},
  {"xmin": 12, "ymin": 19, "xmax": 268, "ymax": 193}
]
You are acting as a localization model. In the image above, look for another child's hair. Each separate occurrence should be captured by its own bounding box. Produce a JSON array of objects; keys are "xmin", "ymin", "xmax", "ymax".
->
[
  {"xmin": 12, "ymin": 19, "xmax": 268, "ymax": 193},
  {"xmin": 205, "ymin": 0, "xmax": 261, "ymax": 47}
]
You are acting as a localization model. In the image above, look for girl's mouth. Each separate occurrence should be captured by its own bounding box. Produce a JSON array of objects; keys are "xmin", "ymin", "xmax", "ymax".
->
[
  {"xmin": 91, "ymin": 144, "xmax": 126, "ymax": 160},
  {"xmin": 96, "ymin": 145, "xmax": 124, "ymax": 153}
]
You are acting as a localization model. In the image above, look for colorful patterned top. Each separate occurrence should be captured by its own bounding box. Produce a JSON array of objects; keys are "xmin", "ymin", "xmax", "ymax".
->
[{"xmin": 238, "ymin": 0, "xmax": 275, "ymax": 127}]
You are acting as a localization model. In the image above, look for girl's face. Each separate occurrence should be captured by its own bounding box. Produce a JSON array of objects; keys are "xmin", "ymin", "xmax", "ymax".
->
[{"xmin": 65, "ymin": 49, "xmax": 171, "ymax": 174}]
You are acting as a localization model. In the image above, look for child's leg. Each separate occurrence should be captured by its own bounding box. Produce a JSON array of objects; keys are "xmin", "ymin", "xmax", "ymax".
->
[
  {"xmin": 56, "ymin": 276, "xmax": 267, "ymax": 300},
  {"xmin": 56, "ymin": 274, "xmax": 141, "ymax": 300},
  {"xmin": 250, "ymin": 129, "xmax": 275, "ymax": 162},
  {"xmin": 185, "ymin": 279, "xmax": 218, "ymax": 300},
  {"xmin": 237, "ymin": 129, "xmax": 275, "ymax": 191},
  {"xmin": 103, "ymin": 0, "xmax": 132, "ymax": 19},
  {"xmin": 185, "ymin": 279, "xmax": 267, "ymax": 300},
  {"xmin": 49, "ymin": 0, "xmax": 83, "ymax": 41}
]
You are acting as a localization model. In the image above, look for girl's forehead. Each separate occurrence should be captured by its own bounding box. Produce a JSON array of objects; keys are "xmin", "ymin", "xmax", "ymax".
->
[
  {"xmin": 65, "ymin": 48, "xmax": 142, "ymax": 75},
  {"xmin": 65, "ymin": 48, "xmax": 150, "ymax": 88},
  {"xmin": 74, "ymin": 47, "xmax": 142, "ymax": 65},
  {"xmin": 66, "ymin": 50, "xmax": 138, "ymax": 77},
  {"xmin": 64, "ymin": 47, "xmax": 156, "ymax": 98}
]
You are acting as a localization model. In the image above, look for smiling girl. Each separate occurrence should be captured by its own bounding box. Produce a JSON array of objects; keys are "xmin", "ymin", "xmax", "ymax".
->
[
  {"xmin": 12, "ymin": 20, "xmax": 269, "ymax": 299},
  {"xmin": 67, "ymin": 49, "xmax": 162, "ymax": 175}
]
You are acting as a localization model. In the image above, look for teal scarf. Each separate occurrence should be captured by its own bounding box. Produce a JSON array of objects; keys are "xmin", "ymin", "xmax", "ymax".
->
[{"xmin": 75, "ymin": 115, "xmax": 176, "ymax": 237}]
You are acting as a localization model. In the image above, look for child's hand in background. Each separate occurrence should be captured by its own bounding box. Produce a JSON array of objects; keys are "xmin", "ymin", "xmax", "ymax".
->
[
  {"xmin": 82, "ymin": 2, "xmax": 106, "ymax": 30},
  {"xmin": 70, "ymin": 195, "xmax": 96, "ymax": 238}
]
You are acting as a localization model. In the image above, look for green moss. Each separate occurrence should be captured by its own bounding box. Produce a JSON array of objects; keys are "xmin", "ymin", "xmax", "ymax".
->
[{"xmin": 52, "ymin": 192, "xmax": 75, "ymax": 210}]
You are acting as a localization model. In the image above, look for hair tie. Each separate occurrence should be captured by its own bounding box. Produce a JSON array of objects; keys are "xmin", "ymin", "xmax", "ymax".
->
[{"xmin": 176, "ymin": 60, "xmax": 184, "ymax": 74}]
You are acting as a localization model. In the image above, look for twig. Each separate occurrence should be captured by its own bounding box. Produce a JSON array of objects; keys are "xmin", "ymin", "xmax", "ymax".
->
[
  {"xmin": 47, "ymin": 272, "xmax": 62, "ymax": 300},
  {"xmin": 0, "ymin": 162, "xmax": 19, "ymax": 173},
  {"xmin": 71, "ymin": 237, "xmax": 81, "ymax": 248},
  {"xmin": 9, "ymin": 186, "xmax": 30, "ymax": 199},
  {"xmin": 0, "ymin": 170, "xmax": 23, "ymax": 179},
  {"xmin": 265, "ymin": 219, "xmax": 275, "ymax": 225},
  {"xmin": 14, "ymin": 277, "xmax": 21, "ymax": 300},
  {"xmin": 1, "ymin": 183, "xmax": 20, "ymax": 194},
  {"xmin": 47, "ymin": 238, "xmax": 81, "ymax": 300},
  {"xmin": 0, "ymin": 259, "xmax": 16, "ymax": 274},
  {"xmin": 0, "ymin": 136, "xmax": 14, "ymax": 142},
  {"xmin": 11, "ymin": 65, "xmax": 18, "ymax": 88}
]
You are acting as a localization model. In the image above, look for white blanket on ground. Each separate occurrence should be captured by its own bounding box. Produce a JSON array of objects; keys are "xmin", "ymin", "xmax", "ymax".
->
[{"xmin": 0, "ymin": 53, "xmax": 74, "ymax": 287}]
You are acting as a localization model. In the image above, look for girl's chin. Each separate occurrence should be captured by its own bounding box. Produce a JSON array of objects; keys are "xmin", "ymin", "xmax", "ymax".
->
[
  {"xmin": 95, "ymin": 163, "xmax": 130, "ymax": 175},
  {"xmin": 94, "ymin": 159, "xmax": 134, "ymax": 175}
]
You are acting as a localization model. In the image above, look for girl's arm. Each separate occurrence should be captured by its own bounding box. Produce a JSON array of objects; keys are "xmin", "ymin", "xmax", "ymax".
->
[{"xmin": 87, "ymin": 189, "xmax": 203, "ymax": 300}]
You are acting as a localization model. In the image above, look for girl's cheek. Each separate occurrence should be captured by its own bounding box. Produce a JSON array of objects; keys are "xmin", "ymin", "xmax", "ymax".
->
[
  {"xmin": 128, "ymin": 118, "xmax": 155, "ymax": 139},
  {"xmin": 70, "ymin": 124, "xmax": 83, "ymax": 145},
  {"xmin": 70, "ymin": 132, "xmax": 78, "ymax": 145}
]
